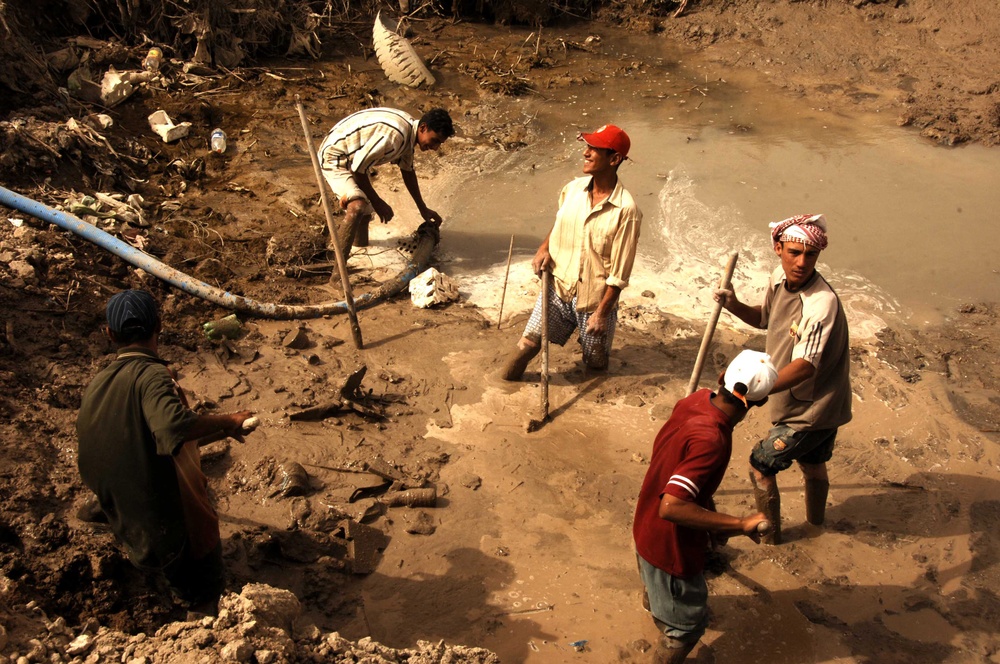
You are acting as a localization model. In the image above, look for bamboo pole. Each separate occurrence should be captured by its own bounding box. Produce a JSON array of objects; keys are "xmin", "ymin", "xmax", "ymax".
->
[
  {"xmin": 497, "ymin": 234, "xmax": 514, "ymax": 330},
  {"xmin": 295, "ymin": 96, "xmax": 364, "ymax": 349}
]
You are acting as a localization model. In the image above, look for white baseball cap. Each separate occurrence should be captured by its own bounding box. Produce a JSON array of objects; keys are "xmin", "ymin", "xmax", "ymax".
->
[{"xmin": 723, "ymin": 350, "xmax": 778, "ymax": 406}]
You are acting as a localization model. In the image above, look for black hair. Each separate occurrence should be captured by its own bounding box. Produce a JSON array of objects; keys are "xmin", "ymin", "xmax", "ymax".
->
[
  {"xmin": 420, "ymin": 108, "xmax": 455, "ymax": 139},
  {"xmin": 111, "ymin": 320, "xmax": 159, "ymax": 345},
  {"xmin": 717, "ymin": 385, "xmax": 748, "ymax": 409}
]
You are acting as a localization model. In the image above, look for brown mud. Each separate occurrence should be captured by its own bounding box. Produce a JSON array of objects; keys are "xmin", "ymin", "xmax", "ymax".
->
[{"xmin": 2, "ymin": 1, "xmax": 1000, "ymax": 662}]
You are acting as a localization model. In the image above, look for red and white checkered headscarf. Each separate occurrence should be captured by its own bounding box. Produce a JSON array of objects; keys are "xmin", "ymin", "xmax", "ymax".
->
[{"xmin": 769, "ymin": 214, "xmax": 828, "ymax": 250}]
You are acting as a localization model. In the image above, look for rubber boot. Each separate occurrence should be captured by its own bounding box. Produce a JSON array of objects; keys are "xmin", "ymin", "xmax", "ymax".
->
[
  {"xmin": 805, "ymin": 479, "xmax": 830, "ymax": 526},
  {"xmin": 750, "ymin": 470, "xmax": 782, "ymax": 545},
  {"xmin": 500, "ymin": 343, "xmax": 540, "ymax": 381}
]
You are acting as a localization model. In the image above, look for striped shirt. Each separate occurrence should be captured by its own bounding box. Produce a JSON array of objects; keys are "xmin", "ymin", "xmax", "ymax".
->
[
  {"xmin": 760, "ymin": 267, "xmax": 852, "ymax": 431},
  {"xmin": 318, "ymin": 107, "xmax": 419, "ymax": 175}
]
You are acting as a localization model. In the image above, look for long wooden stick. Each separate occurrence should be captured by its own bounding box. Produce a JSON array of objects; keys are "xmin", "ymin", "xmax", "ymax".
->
[
  {"xmin": 686, "ymin": 252, "xmax": 739, "ymax": 395},
  {"xmin": 295, "ymin": 96, "xmax": 364, "ymax": 349},
  {"xmin": 497, "ymin": 234, "xmax": 514, "ymax": 330},
  {"xmin": 541, "ymin": 269, "xmax": 550, "ymax": 418}
]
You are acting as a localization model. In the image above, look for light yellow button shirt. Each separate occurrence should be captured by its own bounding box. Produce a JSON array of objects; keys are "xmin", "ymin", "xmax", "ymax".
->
[{"xmin": 547, "ymin": 175, "xmax": 642, "ymax": 312}]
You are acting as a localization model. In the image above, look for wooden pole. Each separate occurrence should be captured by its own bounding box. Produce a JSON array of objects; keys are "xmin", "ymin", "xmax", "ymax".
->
[
  {"xmin": 497, "ymin": 234, "xmax": 514, "ymax": 330},
  {"xmin": 295, "ymin": 96, "xmax": 364, "ymax": 350},
  {"xmin": 540, "ymin": 269, "xmax": 550, "ymax": 418},
  {"xmin": 686, "ymin": 252, "xmax": 739, "ymax": 395}
]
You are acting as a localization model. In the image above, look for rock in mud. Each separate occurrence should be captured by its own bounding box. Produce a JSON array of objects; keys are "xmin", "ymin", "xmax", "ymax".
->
[
  {"xmin": 278, "ymin": 461, "xmax": 310, "ymax": 497},
  {"xmin": 281, "ymin": 327, "xmax": 311, "ymax": 350},
  {"xmin": 460, "ymin": 474, "xmax": 482, "ymax": 490},
  {"xmin": 404, "ymin": 510, "xmax": 437, "ymax": 535}
]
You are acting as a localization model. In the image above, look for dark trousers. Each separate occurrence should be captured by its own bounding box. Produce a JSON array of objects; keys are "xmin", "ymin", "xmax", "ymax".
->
[{"xmin": 162, "ymin": 540, "xmax": 225, "ymax": 606}]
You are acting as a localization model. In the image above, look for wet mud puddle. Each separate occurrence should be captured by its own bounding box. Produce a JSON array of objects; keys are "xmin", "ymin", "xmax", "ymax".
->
[{"xmin": 435, "ymin": 33, "xmax": 1000, "ymax": 331}]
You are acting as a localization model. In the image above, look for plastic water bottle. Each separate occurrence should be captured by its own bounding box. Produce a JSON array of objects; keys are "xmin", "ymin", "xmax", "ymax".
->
[
  {"xmin": 210, "ymin": 128, "xmax": 227, "ymax": 154},
  {"xmin": 142, "ymin": 47, "xmax": 162, "ymax": 72}
]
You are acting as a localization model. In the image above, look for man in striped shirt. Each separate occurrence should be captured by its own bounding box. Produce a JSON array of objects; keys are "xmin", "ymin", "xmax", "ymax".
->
[
  {"xmin": 318, "ymin": 107, "xmax": 454, "ymax": 256},
  {"xmin": 633, "ymin": 350, "xmax": 774, "ymax": 662},
  {"xmin": 713, "ymin": 214, "xmax": 852, "ymax": 545}
]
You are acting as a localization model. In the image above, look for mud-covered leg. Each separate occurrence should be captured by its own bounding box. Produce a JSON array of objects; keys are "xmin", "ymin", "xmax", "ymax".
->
[
  {"xmin": 333, "ymin": 199, "xmax": 368, "ymax": 259},
  {"xmin": 500, "ymin": 337, "xmax": 540, "ymax": 381},
  {"xmin": 353, "ymin": 211, "xmax": 372, "ymax": 247},
  {"xmin": 652, "ymin": 634, "xmax": 697, "ymax": 663}
]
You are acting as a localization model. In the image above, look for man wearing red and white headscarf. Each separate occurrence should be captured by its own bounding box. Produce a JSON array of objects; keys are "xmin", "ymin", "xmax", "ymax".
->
[{"xmin": 712, "ymin": 213, "xmax": 851, "ymax": 544}]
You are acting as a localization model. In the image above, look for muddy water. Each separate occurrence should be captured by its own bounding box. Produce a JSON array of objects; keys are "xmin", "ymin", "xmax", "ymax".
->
[{"xmin": 437, "ymin": 34, "xmax": 1000, "ymax": 333}]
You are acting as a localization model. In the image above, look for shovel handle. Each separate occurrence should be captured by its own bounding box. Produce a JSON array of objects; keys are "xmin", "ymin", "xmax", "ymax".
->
[
  {"xmin": 540, "ymin": 269, "xmax": 550, "ymax": 417},
  {"xmin": 686, "ymin": 252, "xmax": 739, "ymax": 395}
]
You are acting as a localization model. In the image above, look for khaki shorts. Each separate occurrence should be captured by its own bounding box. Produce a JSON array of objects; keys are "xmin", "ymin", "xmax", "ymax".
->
[{"xmin": 321, "ymin": 166, "xmax": 371, "ymax": 213}]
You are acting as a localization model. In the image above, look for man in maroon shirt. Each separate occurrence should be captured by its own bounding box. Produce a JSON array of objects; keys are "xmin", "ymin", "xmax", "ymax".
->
[{"xmin": 633, "ymin": 350, "xmax": 777, "ymax": 662}]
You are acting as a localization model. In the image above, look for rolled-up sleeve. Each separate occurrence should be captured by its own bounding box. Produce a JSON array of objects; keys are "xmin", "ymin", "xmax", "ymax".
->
[{"xmin": 605, "ymin": 205, "xmax": 642, "ymax": 289}]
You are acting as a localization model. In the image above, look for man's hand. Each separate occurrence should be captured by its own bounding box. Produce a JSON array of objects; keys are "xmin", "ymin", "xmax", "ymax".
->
[
  {"xmin": 420, "ymin": 208, "xmax": 443, "ymax": 227},
  {"xmin": 225, "ymin": 410, "xmax": 255, "ymax": 444},
  {"xmin": 371, "ymin": 197, "xmax": 394, "ymax": 223},
  {"xmin": 585, "ymin": 311, "xmax": 609, "ymax": 336},
  {"xmin": 713, "ymin": 288, "xmax": 736, "ymax": 309},
  {"xmin": 741, "ymin": 512, "xmax": 770, "ymax": 544},
  {"xmin": 532, "ymin": 248, "xmax": 553, "ymax": 276}
]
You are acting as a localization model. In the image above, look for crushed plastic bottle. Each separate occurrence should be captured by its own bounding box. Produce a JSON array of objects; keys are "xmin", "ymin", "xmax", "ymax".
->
[
  {"xmin": 142, "ymin": 47, "xmax": 163, "ymax": 72},
  {"xmin": 203, "ymin": 313, "xmax": 242, "ymax": 340},
  {"xmin": 210, "ymin": 128, "xmax": 227, "ymax": 154}
]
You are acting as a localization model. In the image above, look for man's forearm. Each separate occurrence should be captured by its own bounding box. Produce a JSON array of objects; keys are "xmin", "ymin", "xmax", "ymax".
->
[
  {"xmin": 594, "ymin": 284, "xmax": 622, "ymax": 320},
  {"xmin": 355, "ymin": 173, "xmax": 381, "ymax": 204},
  {"xmin": 659, "ymin": 499, "xmax": 746, "ymax": 535},
  {"xmin": 771, "ymin": 358, "xmax": 815, "ymax": 393},
  {"xmin": 401, "ymin": 169, "xmax": 426, "ymax": 211},
  {"xmin": 724, "ymin": 299, "xmax": 764, "ymax": 328},
  {"xmin": 184, "ymin": 413, "xmax": 244, "ymax": 442}
]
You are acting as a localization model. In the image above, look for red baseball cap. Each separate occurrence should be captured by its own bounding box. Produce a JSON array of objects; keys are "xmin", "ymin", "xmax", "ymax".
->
[{"xmin": 578, "ymin": 124, "xmax": 630, "ymax": 158}]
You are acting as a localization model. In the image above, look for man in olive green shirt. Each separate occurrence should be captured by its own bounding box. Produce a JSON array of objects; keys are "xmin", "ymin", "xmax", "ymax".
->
[{"xmin": 77, "ymin": 290, "xmax": 253, "ymax": 608}]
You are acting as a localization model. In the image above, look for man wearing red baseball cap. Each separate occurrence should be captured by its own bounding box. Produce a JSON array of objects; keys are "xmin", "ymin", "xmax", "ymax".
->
[{"xmin": 501, "ymin": 124, "xmax": 642, "ymax": 380}]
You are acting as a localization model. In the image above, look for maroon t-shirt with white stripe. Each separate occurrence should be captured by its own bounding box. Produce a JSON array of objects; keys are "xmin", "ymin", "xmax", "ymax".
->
[{"xmin": 633, "ymin": 390, "xmax": 733, "ymax": 578}]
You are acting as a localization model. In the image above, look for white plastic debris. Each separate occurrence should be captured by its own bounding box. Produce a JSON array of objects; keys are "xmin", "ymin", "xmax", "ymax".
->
[
  {"xmin": 409, "ymin": 267, "xmax": 459, "ymax": 308},
  {"xmin": 99, "ymin": 68, "xmax": 151, "ymax": 107},
  {"xmin": 80, "ymin": 113, "xmax": 114, "ymax": 130},
  {"xmin": 372, "ymin": 11, "xmax": 435, "ymax": 88},
  {"xmin": 147, "ymin": 109, "xmax": 191, "ymax": 143}
]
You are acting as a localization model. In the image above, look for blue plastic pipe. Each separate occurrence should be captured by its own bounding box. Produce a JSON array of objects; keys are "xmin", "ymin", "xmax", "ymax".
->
[{"xmin": 0, "ymin": 185, "xmax": 436, "ymax": 319}]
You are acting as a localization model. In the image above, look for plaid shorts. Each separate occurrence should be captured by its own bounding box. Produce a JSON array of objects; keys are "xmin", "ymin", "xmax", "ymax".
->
[{"xmin": 522, "ymin": 279, "xmax": 617, "ymax": 367}]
